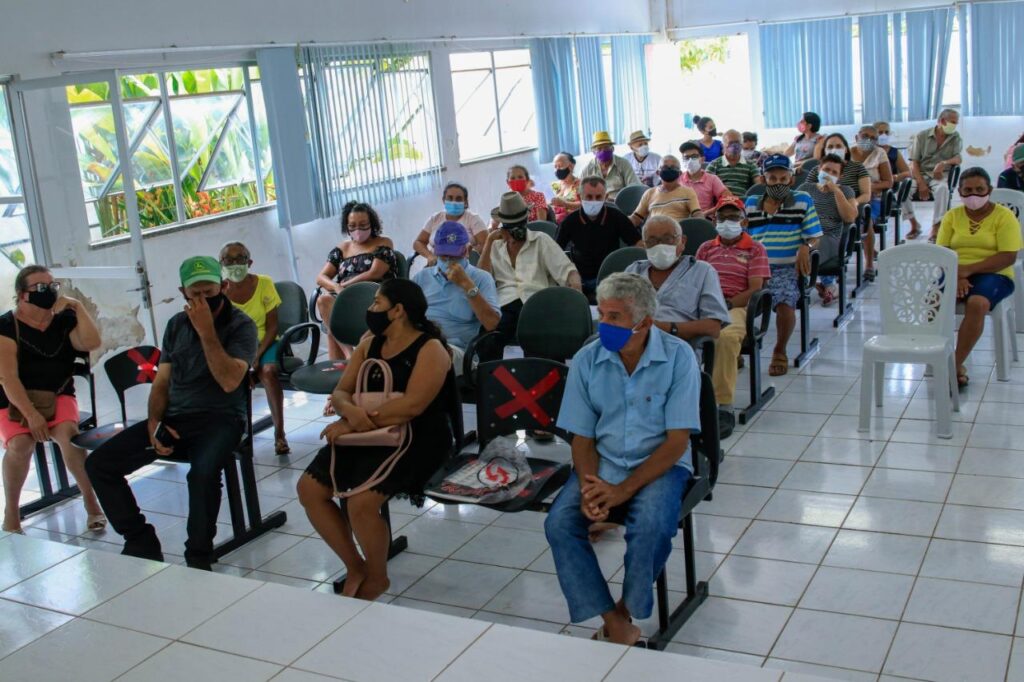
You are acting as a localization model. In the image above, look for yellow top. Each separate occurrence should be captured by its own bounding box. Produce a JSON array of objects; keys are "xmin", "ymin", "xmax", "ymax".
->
[
  {"xmin": 230, "ymin": 274, "xmax": 282, "ymax": 342},
  {"xmin": 937, "ymin": 204, "xmax": 1022, "ymax": 279}
]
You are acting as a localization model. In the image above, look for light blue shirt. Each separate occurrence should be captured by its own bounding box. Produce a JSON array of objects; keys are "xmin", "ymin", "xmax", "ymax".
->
[
  {"xmin": 556, "ymin": 327, "xmax": 702, "ymax": 480},
  {"xmin": 412, "ymin": 264, "xmax": 500, "ymax": 349}
]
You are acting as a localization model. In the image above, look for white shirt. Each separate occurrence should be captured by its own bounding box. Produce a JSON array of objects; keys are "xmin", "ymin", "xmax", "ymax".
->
[
  {"xmin": 628, "ymin": 151, "xmax": 662, "ymax": 187},
  {"xmin": 489, "ymin": 230, "xmax": 579, "ymax": 307},
  {"xmin": 421, "ymin": 210, "xmax": 488, "ymax": 244},
  {"xmin": 858, "ymin": 147, "xmax": 889, "ymax": 183}
]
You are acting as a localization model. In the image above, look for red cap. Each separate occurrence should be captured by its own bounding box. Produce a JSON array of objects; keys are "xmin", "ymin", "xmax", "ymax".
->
[{"xmin": 714, "ymin": 195, "xmax": 746, "ymax": 213}]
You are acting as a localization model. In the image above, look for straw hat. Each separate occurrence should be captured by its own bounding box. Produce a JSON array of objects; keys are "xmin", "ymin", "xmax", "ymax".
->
[
  {"xmin": 628, "ymin": 130, "xmax": 651, "ymax": 145},
  {"xmin": 590, "ymin": 131, "xmax": 614, "ymax": 149}
]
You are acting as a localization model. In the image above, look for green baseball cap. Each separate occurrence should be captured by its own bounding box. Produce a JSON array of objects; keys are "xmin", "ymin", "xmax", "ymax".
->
[{"xmin": 179, "ymin": 256, "xmax": 223, "ymax": 288}]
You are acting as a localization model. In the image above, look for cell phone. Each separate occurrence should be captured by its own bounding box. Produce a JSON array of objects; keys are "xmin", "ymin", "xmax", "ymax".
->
[{"xmin": 153, "ymin": 422, "xmax": 178, "ymax": 447}]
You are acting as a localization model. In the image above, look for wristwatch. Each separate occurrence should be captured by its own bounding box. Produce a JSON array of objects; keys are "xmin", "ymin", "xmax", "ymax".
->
[
  {"xmin": 669, "ymin": 322, "xmax": 678, "ymax": 336},
  {"xmin": 466, "ymin": 286, "xmax": 480, "ymax": 299}
]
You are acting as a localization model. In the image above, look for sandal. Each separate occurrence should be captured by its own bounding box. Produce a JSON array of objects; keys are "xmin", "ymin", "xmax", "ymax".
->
[
  {"xmin": 957, "ymin": 367, "xmax": 969, "ymax": 390},
  {"xmin": 769, "ymin": 353, "xmax": 789, "ymax": 377},
  {"xmin": 818, "ymin": 285, "xmax": 836, "ymax": 307},
  {"xmin": 87, "ymin": 514, "xmax": 107, "ymax": 532},
  {"xmin": 275, "ymin": 437, "xmax": 291, "ymax": 455}
]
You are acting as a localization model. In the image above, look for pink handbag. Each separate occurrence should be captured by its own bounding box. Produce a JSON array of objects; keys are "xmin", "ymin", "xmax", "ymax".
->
[{"xmin": 329, "ymin": 358, "xmax": 412, "ymax": 498}]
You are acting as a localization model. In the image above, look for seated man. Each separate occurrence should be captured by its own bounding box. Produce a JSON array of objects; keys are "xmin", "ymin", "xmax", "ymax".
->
[
  {"xmin": 629, "ymin": 156, "xmax": 702, "ymax": 227},
  {"xmin": 86, "ymin": 256, "xmax": 258, "ymax": 570},
  {"xmin": 545, "ymin": 272, "xmax": 701, "ymax": 646},
  {"xmin": 744, "ymin": 155, "xmax": 821, "ymax": 377},
  {"xmin": 707, "ymin": 129, "xmax": 762, "ymax": 196},
  {"xmin": 741, "ymin": 131, "xmax": 765, "ymax": 169},
  {"xmin": 626, "ymin": 130, "xmax": 662, "ymax": 187},
  {"xmin": 479, "ymin": 192, "xmax": 582, "ymax": 346},
  {"xmin": 412, "ymin": 221, "xmax": 500, "ymax": 374},
  {"xmin": 679, "ymin": 141, "xmax": 730, "ymax": 215},
  {"xmin": 998, "ymin": 145, "xmax": 1024, "ymax": 192},
  {"xmin": 581, "ymin": 131, "xmax": 640, "ymax": 199},
  {"xmin": 696, "ymin": 197, "xmax": 771, "ymax": 431},
  {"xmin": 557, "ymin": 176, "xmax": 643, "ymax": 298},
  {"xmin": 910, "ymin": 108, "xmax": 963, "ymax": 241}
]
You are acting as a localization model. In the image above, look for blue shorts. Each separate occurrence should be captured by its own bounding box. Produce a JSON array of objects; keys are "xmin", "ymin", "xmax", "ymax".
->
[
  {"xmin": 869, "ymin": 197, "xmax": 883, "ymax": 222},
  {"xmin": 260, "ymin": 340, "xmax": 282, "ymax": 367},
  {"xmin": 768, "ymin": 264, "xmax": 800, "ymax": 309},
  {"xmin": 965, "ymin": 273, "xmax": 1015, "ymax": 309}
]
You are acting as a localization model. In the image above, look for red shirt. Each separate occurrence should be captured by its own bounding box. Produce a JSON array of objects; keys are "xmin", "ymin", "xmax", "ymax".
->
[{"xmin": 695, "ymin": 233, "xmax": 771, "ymax": 299}]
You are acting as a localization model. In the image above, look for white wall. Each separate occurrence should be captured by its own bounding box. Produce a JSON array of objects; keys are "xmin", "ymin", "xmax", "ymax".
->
[{"xmin": 669, "ymin": 0, "xmax": 956, "ymax": 31}]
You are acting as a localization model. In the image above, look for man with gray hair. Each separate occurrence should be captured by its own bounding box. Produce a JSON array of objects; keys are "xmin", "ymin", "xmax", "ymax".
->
[
  {"xmin": 545, "ymin": 272, "xmax": 702, "ymax": 646},
  {"xmin": 910, "ymin": 108, "xmax": 963, "ymax": 240}
]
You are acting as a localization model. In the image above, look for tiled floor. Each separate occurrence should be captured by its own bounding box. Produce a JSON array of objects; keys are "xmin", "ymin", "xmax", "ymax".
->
[{"xmin": 7, "ymin": 207, "xmax": 1024, "ymax": 681}]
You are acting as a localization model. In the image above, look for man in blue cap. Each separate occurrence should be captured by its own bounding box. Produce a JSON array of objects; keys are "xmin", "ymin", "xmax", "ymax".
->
[
  {"xmin": 412, "ymin": 221, "xmax": 500, "ymax": 374},
  {"xmin": 86, "ymin": 256, "xmax": 258, "ymax": 570},
  {"xmin": 744, "ymin": 154, "xmax": 821, "ymax": 376}
]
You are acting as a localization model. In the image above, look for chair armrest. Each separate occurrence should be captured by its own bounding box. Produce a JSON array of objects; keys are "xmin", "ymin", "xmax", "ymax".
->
[
  {"xmin": 309, "ymin": 289, "xmax": 323, "ymax": 324},
  {"xmin": 462, "ymin": 330, "xmax": 503, "ymax": 389},
  {"xmin": 745, "ymin": 289, "xmax": 772, "ymax": 343},
  {"xmin": 798, "ymin": 250, "xmax": 821, "ymax": 292},
  {"xmin": 280, "ymin": 322, "xmax": 322, "ymax": 368},
  {"xmin": 688, "ymin": 335, "xmax": 716, "ymax": 375},
  {"xmin": 407, "ymin": 252, "xmax": 420, "ymax": 268},
  {"xmin": 880, "ymin": 188, "xmax": 894, "ymax": 218}
]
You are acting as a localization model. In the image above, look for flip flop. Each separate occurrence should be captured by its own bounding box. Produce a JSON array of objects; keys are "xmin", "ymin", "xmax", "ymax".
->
[
  {"xmin": 275, "ymin": 437, "xmax": 291, "ymax": 455},
  {"xmin": 87, "ymin": 514, "xmax": 107, "ymax": 532},
  {"xmin": 769, "ymin": 353, "xmax": 789, "ymax": 377}
]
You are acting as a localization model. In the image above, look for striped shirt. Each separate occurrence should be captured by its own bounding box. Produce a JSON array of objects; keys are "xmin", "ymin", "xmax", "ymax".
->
[
  {"xmin": 744, "ymin": 191, "xmax": 823, "ymax": 265},
  {"xmin": 707, "ymin": 157, "xmax": 761, "ymax": 196},
  {"xmin": 695, "ymin": 233, "xmax": 771, "ymax": 300},
  {"xmin": 632, "ymin": 184, "xmax": 699, "ymax": 222}
]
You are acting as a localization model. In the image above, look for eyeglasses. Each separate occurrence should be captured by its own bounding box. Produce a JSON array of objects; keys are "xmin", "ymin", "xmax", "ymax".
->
[
  {"xmin": 643, "ymin": 236, "xmax": 679, "ymax": 248},
  {"xmin": 221, "ymin": 255, "xmax": 249, "ymax": 265},
  {"xmin": 25, "ymin": 282, "xmax": 60, "ymax": 294}
]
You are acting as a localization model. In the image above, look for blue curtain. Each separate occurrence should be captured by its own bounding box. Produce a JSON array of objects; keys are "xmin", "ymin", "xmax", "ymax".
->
[
  {"xmin": 893, "ymin": 13, "xmax": 903, "ymax": 120},
  {"xmin": 575, "ymin": 36, "xmax": 608, "ymax": 147},
  {"xmin": 529, "ymin": 38, "xmax": 580, "ymax": 162},
  {"xmin": 905, "ymin": 8, "xmax": 954, "ymax": 121},
  {"xmin": 958, "ymin": 4, "xmax": 970, "ymax": 116},
  {"xmin": 760, "ymin": 19, "xmax": 854, "ymax": 128},
  {"xmin": 610, "ymin": 35, "xmax": 651, "ymax": 143},
  {"xmin": 859, "ymin": 14, "xmax": 893, "ymax": 123},
  {"xmin": 970, "ymin": 1, "xmax": 1024, "ymax": 115}
]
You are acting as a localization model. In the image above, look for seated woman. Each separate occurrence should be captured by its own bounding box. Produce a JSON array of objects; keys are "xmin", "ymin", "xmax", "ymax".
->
[
  {"xmin": 315, "ymin": 200, "xmax": 397, "ymax": 368},
  {"xmin": 0, "ymin": 265, "xmax": 104, "ymax": 533},
  {"xmin": 874, "ymin": 121, "xmax": 921, "ymax": 238},
  {"xmin": 798, "ymin": 155, "xmax": 858, "ymax": 305},
  {"xmin": 550, "ymin": 152, "xmax": 581, "ymax": 223},
  {"xmin": 850, "ymin": 125, "xmax": 894, "ymax": 280},
  {"xmin": 221, "ymin": 242, "xmax": 289, "ymax": 455},
  {"xmin": 937, "ymin": 168, "xmax": 1023, "ymax": 388},
  {"xmin": 490, "ymin": 165, "xmax": 549, "ymax": 228},
  {"xmin": 412, "ymin": 182, "xmax": 488, "ymax": 266},
  {"xmin": 785, "ymin": 111, "xmax": 823, "ymax": 170},
  {"xmin": 297, "ymin": 279, "xmax": 453, "ymax": 600},
  {"xmin": 806, "ymin": 133, "xmax": 873, "ymax": 277}
]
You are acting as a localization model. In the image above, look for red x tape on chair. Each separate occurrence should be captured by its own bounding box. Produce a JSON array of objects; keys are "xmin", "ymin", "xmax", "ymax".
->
[{"xmin": 72, "ymin": 345, "xmax": 161, "ymax": 451}]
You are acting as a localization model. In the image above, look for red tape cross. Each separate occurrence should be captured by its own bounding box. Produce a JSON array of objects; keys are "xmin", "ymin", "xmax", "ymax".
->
[
  {"xmin": 492, "ymin": 366, "xmax": 561, "ymax": 428},
  {"xmin": 126, "ymin": 348, "xmax": 160, "ymax": 383}
]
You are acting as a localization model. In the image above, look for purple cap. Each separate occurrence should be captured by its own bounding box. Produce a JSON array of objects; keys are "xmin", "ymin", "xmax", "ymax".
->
[{"xmin": 434, "ymin": 221, "xmax": 470, "ymax": 256}]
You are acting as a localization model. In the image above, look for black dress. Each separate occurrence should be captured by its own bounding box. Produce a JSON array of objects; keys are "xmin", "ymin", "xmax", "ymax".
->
[{"xmin": 305, "ymin": 333, "xmax": 453, "ymax": 506}]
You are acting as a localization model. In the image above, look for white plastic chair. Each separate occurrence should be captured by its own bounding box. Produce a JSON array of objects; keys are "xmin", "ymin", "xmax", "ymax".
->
[
  {"xmin": 955, "ymin": 297, "xmax": 1017, "ymax": 382},
  {"xmin": 860, "ymin": 243, "xmax": 960, "ymax": 439},
  {"xmin": 991, "ymin": 188, "xmax": 1024, "ymax": 332}
]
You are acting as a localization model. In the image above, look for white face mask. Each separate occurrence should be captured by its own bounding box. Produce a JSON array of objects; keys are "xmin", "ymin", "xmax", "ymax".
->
[
  {"xmin": 716, "ymin": 221, "xmax": 743, "ymax": 240},
  {"xmin": 581, "ymin": 200, "xmax": 605, "ymax": 217},
  {"xmin": 877, "ymin": 134, "xmax": 891, "ymax": 146},
  {"xmin": 222, "ymin": 264, "xmax": 249, "ymax": 283},
  {"xmin": 825, "ymin": 146, "xmax": 846, "ymax": 156},
  {"xmin": 818, "ymin": 171, "xmax": 839, "ymax": 186},
  {"xmin": 635, "ymin": 145, "xmax": 649, "ymax": 158},
  {"xmin": 685, "ymin": 158, "xmax": 702, "ymax": 174},
  {"xmin": 646, "ymin": 244, "xmax": 680, "ymax": 270}
]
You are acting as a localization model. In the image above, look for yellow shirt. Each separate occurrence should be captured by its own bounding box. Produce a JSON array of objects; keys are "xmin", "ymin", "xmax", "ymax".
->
[
  {"xmin": 230, "ymin": 274, "xmax": 282, "ymax": 342},
  {"xmin": 632, "ymin": 184, "xmax": 700, "ymax": 222},
  {"xmin": 937, "ymin": 204, "xmax": 1022, "ymax": 279}
]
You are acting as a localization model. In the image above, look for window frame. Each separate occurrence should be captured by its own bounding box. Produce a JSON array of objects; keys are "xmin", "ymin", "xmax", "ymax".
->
[{"xmin": 0, "ymin": 81, "xmax": 36, "ymax": 270}]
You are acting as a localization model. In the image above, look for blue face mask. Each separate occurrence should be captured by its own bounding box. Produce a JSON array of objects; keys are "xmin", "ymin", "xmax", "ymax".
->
[
  {"xmin": 598, "ymin": 322, "xmax": 638, "ymax": 352},
  {"xmin": 444, "ymin": 201, "xmax": 465, "ymax": 217},
  {"xmin": 438, "ymin": 257, "xmax": 468, "ymax": 275}
]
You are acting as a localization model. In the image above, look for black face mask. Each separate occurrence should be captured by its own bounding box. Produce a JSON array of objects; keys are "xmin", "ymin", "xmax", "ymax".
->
[
  {"xmin": 27, "ymin": 289, "xmax": 57, "ymax": 310},
  {"xmin": 658, "ymin": 168, "xmax": 681, "ymax": 183},
  {"xmin": 707, "ymin": 128, "xmax": 718, "ymax": 137},
  {"xmin": 504, "ymin": 223, "xmax": 528, "ymax": 241},
  {"xmin": 765, "ymin": 183, "xmax": 791, "ymax": 201},
  {"xmin": 365, "ymin": 307, "xmax": 393, "ymax": 336},
  {"xmin": 555, "ymin": 167, "xmax": 571, "ymax": 180},
  {"xmin": 183, "ymin": 292, "xmax": 229, "ymax": 318}
]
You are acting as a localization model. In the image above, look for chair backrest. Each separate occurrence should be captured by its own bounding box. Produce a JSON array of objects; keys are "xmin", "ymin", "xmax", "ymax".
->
[
  {"xmin": 393, "ymin": 251, "xmax": 410, "ymax": 279},
  {"xmin": 880, "ymin": 188, "xmax": 895, "ymax": 217},
  {"xmin": 527, "ymin": 220, "xmax": 558, "ymax": 241},
  {"xmin": 680, "ymin": 218, "xmax": 717, "ymax": 256},
  {"xmin": 103, "ymin": 345, "xmax": 161, "ymax": 422},
  {"xmin": 991, "ymin": 188, "xmax": 1024, "ymax": 228},
  {"xmin": 745, "ymin": 184, "xmax": 766, "ymax": 198},
  {"xmin": 328, "ymin": 281, "xmax": 380, "ymax": 345},
  {"xmin": 274, "ymin": 281, "xmax": 309, "ymax": 344},
  {"xmin": 801, "ymin": 158, "xmax": 820, "ymax": 175},
  {"xmin": 517, "ymin": 287, "xmax": 594, "ymax": 362},
  {"xmin": 475, "ymin": 358, "xmax": 571, "ymax": 449},
  {"xmin": 597, "ymin": 246, "xmax": 646, "ymax": 283},
  {"xmin": 614, "ymin": 184, "xmax": 648, "ymax": 217},
  {"xmin": 691, "ymin": 371, "xmax": 721, "ymax": 487},
  {"xmin": 946, "ymin": 164, "xmax": 962, "ymax": 190},
  {"xmin": 895, "ymin": 176, "xmax": 913, "ymax": 205},
  {"xmin": 878, "ymin": 242, "xmax": 958, "ymax": 339},
  {"xmin": 468, "ymin": 250, "xmax": 480, "ymax": 266}
]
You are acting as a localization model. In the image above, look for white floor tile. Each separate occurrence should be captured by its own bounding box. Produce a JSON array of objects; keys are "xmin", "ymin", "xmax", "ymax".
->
[
  {"xmin": 388, "ymin": 596, "xmax": 477, "ymax": 618},
  {"xmin": 798, "ymin": 437, "xmax": 885, "ymax": 466},
  {"xmin": 691, "ymin": 514, "xmax": 752, "ymax": 554},
  {"xmin": 700, "ymin": 484, "xmax": 774, "ymax": 519},
  {"xmin": 799, "ymin": 566, "xmax": 914, "ymax": 619},
  {"xmin": 818, "ymin": 415, "xmax": 898, "ymax": 441},
  {"xmin": 218, "ymin": 531, "xmax": 304, "ymax": 569},
  {"xmin": 843, "ymin": 497, "xmax": 942, "ymax": 536},
  {"xmin": 718, "ymin": 456, "xmax": 796, "ymax": 487},
  {"xmin": 672, "ymin": 596, "xmax": 792, "ymax": 656},
  {"xmin": 947, "ymin": 473, "xmax": 1024, "ymax": 511},
  {"xmin": 958, "ymin": 447, "xmax": 1024, "ymax": 478},
  {"xmin": 746, "ymin": 411, "xmax": 829, "ymax": 437},
  {"xmin": 728, "ymin": 433, "xmax": 813, "ymax": 460},
  {"xmin": 0, "ymin": 598, "xmax": 73, "ymax": 659},
  {"xmin": 883, "ymin": 622, "xmax": 1012, "ymax": 682},
  {"xmin": 665, "ymin": 642, "xmax": 765, "ymax": 667},
  {"xmin": 481, "ymin": 570, "xmax": 573, "ymax": 624},
  {"xmin": 967, "ymin": 423, "xmax": 1024, "ymax": 450},
  {"xmin": 876, "ymin": 442, "xmax": 963, "ymax": 473},
  {"xmin": 860, "ymin": 468, "xmax": 953, "ymax": 503},
  {"xmin": 255, "ymin": 537, "xmax": 347, "ymax": 582},
  {"xmin": 377, "ymin": 551, "xmax": 443, "ymax": 595},
  {"xmin": 450, "ymin": 525, "xmax": 549, "ymax": 569},
  {"xmin": 780, "ymin": 462, "xmax": 871, "ymax": 495},
  {"xmin": 823, "ymin": 529, "xmax": 930, "ymax": 575},
  {"xmin": 605, "ymin": 646, "xmax": 781, "ymax": 682},
  {"xmin": 920, "ymin": 538, "xmax": 1024, "ymax": 587},
  {"xmin": 0, "ymin": 534, "xmax": 84, "ymax": 591},
  {"xmin": 470, "ymin": 610, "xmax": 565, "ymax": 633},
  {"xmin": 757, "ymin": 489, "xmax": 855, "ymax": 527},
  {"xmin": 399, "ymin": 516, "xmax": 486, "ymax": 558},
  {"xmin": 1008, "ymin": 638, "xmax": 1024, "ymax": 682},
  {"xmin": 709, "ymin": 555, "xmax": 816, "ymax": 606},
  {"xmin": 770, "ymin": 609, "xmax": 897, "ymax": 673},
  {"xmin": 118, "ymin": 642, "xmax": 282, "ymax": 681},
  {"xmin": 732, "ymin": 521, "xmax": 836, "ymax": 564},
  {"xmin": 934, "ymin": 504, "xmax": 1024, "ymax": 546},
  {"xmin": 402, "ymin": 559, "xmax": 519, "ymax": 609},
  {"xmin": 762, "ymin": 657, "xmax": 878, "ymax": 681},
  {"xmin": 903, "ymin": 577, "xmax": 1019, "ymax": 634}
]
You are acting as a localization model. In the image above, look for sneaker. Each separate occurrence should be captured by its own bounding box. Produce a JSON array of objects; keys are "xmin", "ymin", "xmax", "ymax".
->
[{"xmin": 717, "ymin": 410, "xmax": 735, "ymax": 440}]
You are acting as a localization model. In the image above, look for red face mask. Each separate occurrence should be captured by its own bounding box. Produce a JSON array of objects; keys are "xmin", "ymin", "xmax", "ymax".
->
[{"xmin": 508, "ymin": 178, "xmax": 529, "ymax": 193}]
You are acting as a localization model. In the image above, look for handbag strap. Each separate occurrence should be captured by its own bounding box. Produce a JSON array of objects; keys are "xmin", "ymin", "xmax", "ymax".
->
[
  {"xmin": 355, "ymin": 357, "xmax": 394, "ymax": 401},
  {"xmin": 328, "ymin": 424, "xmax": 413, "ymax": 499}
]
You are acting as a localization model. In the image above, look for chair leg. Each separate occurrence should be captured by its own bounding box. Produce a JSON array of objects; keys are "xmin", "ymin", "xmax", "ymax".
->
[
  {"xmin": 740, "ymin": 341, "xmax": 775, "ymax": 424},
  {"xmin": 1016, "ymin": 276, "xmax": 1024, "ymax": 333},
  {"xmin": 893, "ymin": 209, "xmax": 903, "ymax": 245},
  {"xmin": 794, "ymin": 281, "xmax": 820, "ymax": 368},
  {"xmin": 645, "ymin": 514, "xmax": 709, "ymax": 651},
  {"xmin": 933, "ymin": 357, "xmax": 953, "ymax": 440},
  {"xmin": 833, "ymin": 266, "xmax": 855, "ymax": 328},
  {"xmin": 948, "ymin": 354, "xmax": 961, "ymax": 413},
  {"xmin": 874, "ymin": 361, "xmax": 884, "ymax": 408},
  {"xmin": 995, "ymin": 309, "xmax": 1010, "ymax": 382},
  {"xmin": 859, "ymin": 357, "xmax": 873, "ymax": 432}
]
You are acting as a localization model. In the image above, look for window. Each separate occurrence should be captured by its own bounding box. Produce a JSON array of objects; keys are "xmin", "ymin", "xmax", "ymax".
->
[
  {"xmin": 66, "ymin": 67, "xmax": 275, "ymax": 243},
  {"xmin": 450, "ymin": 49, "xmax": 537, "ymax": 162},
  {"xmin": 0, "ymin": 84, "xmax": 34, "ymax": 291}
]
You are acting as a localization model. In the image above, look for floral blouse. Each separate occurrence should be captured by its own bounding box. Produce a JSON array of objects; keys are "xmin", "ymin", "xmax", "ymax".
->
[
  {"xmin": 522, "ymin": 190, "xmax": 549, "ymax": 222},
  {"xmin": 326, "ymin": 245, "xmax": 397, "ymax": 284},
  {"xmin": 550, "ymin": 179, "xmax": 580, "ymax": 223}
]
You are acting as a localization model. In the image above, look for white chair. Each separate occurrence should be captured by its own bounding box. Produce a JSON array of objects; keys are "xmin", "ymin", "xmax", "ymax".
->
[
  {"xmin": 955, "ymin": 297, "xmax": 1017, "ymax": 382},
  {"xmin": 860, "ymin": 243, "xmax": 960, "ymax": 439},
  {"xmin": 991, "ymin": 188, "xmax": 1024, "ymax": 332}
]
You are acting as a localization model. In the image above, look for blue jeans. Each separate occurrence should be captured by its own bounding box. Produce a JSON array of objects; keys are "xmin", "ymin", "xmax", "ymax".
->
[{"xmin": 544, "ymin": 461, "xmax": 690, "ymax": 623}]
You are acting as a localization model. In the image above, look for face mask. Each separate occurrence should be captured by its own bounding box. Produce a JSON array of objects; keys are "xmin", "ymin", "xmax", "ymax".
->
[
  {"xmin": 365, "ymin": 307, "xmax": 393, "ymax": 336},
  {"xmin": 685, "ymin": 158, "xmax": 702, "ymax": 174},
  {"xmin": 27, "ymin": 289, "xmax": 57, "ymax": 310},
  {"xmin": 205, "ymin": 293, "xmax": 228, "ymax": 317},
  {"xmin": 726, "ymin": 143, "xmax": 742, "ymax": 157},
  {"xmin": 797, "ymin": 120, "xmax": 808, "ymax": 133},
  {"xmin": 438, "ymin": 257, "xmax": 468, "ymax": 275},
  {"xmin": 716, "ymin": 220, "xmax": 744, "ymax": 240},
  {"xmin": 350, "ymin": 228, "xmax": 371, "ymax": 244},
  {"xmin": 582, "ymin": 200, "xmax": 605, "ymax": 217},
  {"xmin": 554, "ymin": 167, "xmax": 571, "ymax": 180},
  {"xmin": 877, "ymin": 134, "xmax": 891, "ymax": 146},
  {"xmin": 941, "ymin": 121, "xmax": 957, "ymax": 135},
  {"xmin": 706, "ymin": 128, "xmax": 718, "ymax": 137},
  {"xmin": 635, "ymin": 145, "xmax": 649, "ymax": 158},
  {"xmin": 504, "ymin": 223, "xmax": 528, "ymax": 241},
  {"xmin": 741, "ymin": 149, "xmax": 757, "ymax": 161},
  {"xmin": 765, "ymin": 183, "xmax": 791, "ymax": 201},
  {"xmin": 222, "ymin": 264, "xmax": 248, "ymax": 283},
  {"xmin": 598, "ymin": 321, "xmax": 638, "ymax": 353},
  {"xmin": 857, "ymin": 139, "xmax": 876, "ymax": 152},
  {"xmin": 595, "ymin": 148, "xmax": 614, "ymax": 164},
  {"xmin": 658, "ymin": 167, "xmax": 681, "ymax": 183},
  {"xmin": 444, "ymin": 200, "xmax": 465, "ymax": 217},
  {"xmin": 825, "ymin": 146, "xmax": 846, "ymax": 156},
  {"xmin": 507, "ymin": 178, "xmax": 529, "ymax": 193},
  {"xmin": 646, "ymin": 244, "xmax": 679, "ymax": 270},
  {"xmin": 962, "ymin": 194, "xmax": 990, "ymax": 211},
  {"xmin": 818, "ymin": 171, "xmax": 838, "ymax": 186}
]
